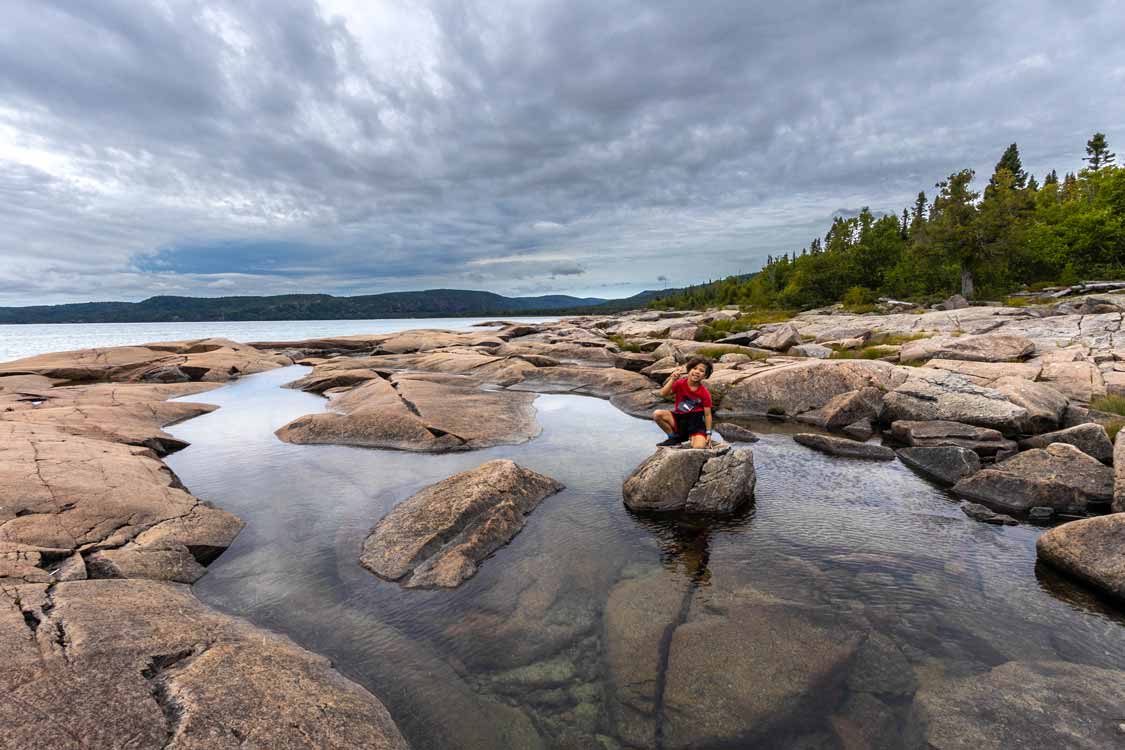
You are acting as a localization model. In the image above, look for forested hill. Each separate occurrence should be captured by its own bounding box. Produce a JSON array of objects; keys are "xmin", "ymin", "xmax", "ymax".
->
[
  {"xmin": 655, "ymin": 133, "xmax": 1125, "ymax": 311},
  {"xmin": 0, "ymin": 289, "xmax": 614, "ymax": 324}
]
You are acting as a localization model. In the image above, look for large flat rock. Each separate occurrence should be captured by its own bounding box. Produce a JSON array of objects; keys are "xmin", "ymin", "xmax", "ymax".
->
[
  {"xmin": 883, "ymin": 369, "xmax": 1028, "ymax": 434},
  {"xmin": 277, "ymin": 373, "xmax": 540, "ymax": 452},
  {"xmin": 718, "ymin": 360, "xmax": 905, "ymax": 418},
  {"xmin": 793, "ymin": 433, "xmax": 895, "ymax": 460},
  {"xmin": 889, "ymin": 420, "xmax": 1016, "ymax": 458},
  {"xmin": 0, "ymin": 422, "xmax": 243, "ymax": 584},
  {"xmin": 360, "ymin": 460, "xmax": 564, "ymax": 588},
  {"xmin": 0, "ymin": 579, "xmax": 409, "ymax": 750},
  {"xmin": 0, "ymin": 339, "xmax": 291, "ymax": 383},
  {"xmin": 899, "ymin": 333, "xmax": 1035, "ymax": 362}
]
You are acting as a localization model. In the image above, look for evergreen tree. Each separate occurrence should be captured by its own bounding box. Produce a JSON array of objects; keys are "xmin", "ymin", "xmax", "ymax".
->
[
  {"xmin": 1027, "ymin": 174, "xmax": 1039, "ymax": 191},
  {"xmin": 930, "ymin": 170, "xmax": 981, "ymax": 298},
  {"xmin": 1085, "ymin": 132, "xmax": 1116, "ymax": 170},
  {"xmin": 991, "ymin": 143, "xmax": 1028, "ymax": 189},
  {"xmin": 900, "ymin": 208, "xmax": 910, "ymax": 238},
  {"xmin": 1044, "ymin": 169, "xmax": 1058, "ymax": 185}
]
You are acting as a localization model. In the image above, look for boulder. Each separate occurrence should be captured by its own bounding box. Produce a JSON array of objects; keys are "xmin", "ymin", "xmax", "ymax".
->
[
  {"xmin": 889, "ymin": 420, "xmax": 1016, "ymax": 458},
  {"xmin": 789, "ymin": 343, "xmax": 832, "ymax": 358},
  {"xmin": 719, "ymin": 360, "xmax": 905, "ymax": 418},
  {"xmin": 793, "ymin": 433, "xmax": 895, "ymax": 461},
  {"xmin": 1037, "ymin": 513, "xmax": 1125, "ymax": 601},
  {"xmin": 715, "ymin": 332, "xmax": 759, "ymax": 346},
  {"xmin": 842, "ymin": 419, "xmax": 875, "ymax": 440},
  {"xmin": 960, "ymin": 502, "xmax": 1018, "ymax": 525},
  {"xmin": 360, "ymin": 460, "xmax": 564, "ymax": 588},
  {"xmin": 1019, "ymin": 423, "xmax": 1114, "ymax": 463},
  {"xmin": 899, "ymin": 333, "xmax": 1035, "ymax": 363},
  {"xmin": 897, "ymin": 446, "xmax": 981, "ymax": 486},
  {"xmin": 933, "ymin": 293, "xmax": 969, "ymax": 310},
  {"xmin": 795, "ymin": 387, "xmax": 884, "ymax": 430},
  {"xmin": 883, "ymin": 369, "xmax": 1028, "ymax": 434},
  {"xmin": 756, "ymin": 323, "xmax": 802, "ymax": 351},
  {"xmin": 714, "ymin": 422, "xmax": 758, "ymax": 443},
  {"xmin": 284, "ymin": 368, "xmax": 382, "ymax": 394},
  {"xmin": 1116, "ymin": 430, "xmax": 1125, "ymax": 513},
  {"xmin": 814, "ymin": 325, "xmax": 872, "ymax": 343},
  {"xmin": 623, "ymin": 445, "xmax": 756, "ymax": 513},
  {"xmin": 952, "ymin": 443, "xmax": 1114, "ymax": 515},
  {"xmin": 909, "ymin": 661, "xmax": 1125, "ymax": 750},
  {"xmin": 1040, "ymin": 360, "xmax": 1107, "ymax": 402},
  {"xmin": 990, "ymin": 376, "xmax": 1068, "ymax": 433},
  {"xmin": 0, "ymin": 579, "xmax": 409, "ymax": 750}
]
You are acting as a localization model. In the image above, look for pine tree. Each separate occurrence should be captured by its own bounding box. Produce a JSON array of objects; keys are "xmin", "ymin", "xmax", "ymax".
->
[
  {"xmin": 1026, "ymin": 174, "xmax": 1039, "ymax": 191},
  {"xmin": 991, "ymin": 143, "xmax": 1028, "ymax": 189},
  {"xmin": 900, "ymin": 208, "xmax": 910, "ymax": 238},
  {"xmin": 1044, "ymin": 169, "xmax": 1058, "ymax": 186},
  {"xmin": 1085, "ymin": 133, "xmax": 1116, "ymax": 170}
]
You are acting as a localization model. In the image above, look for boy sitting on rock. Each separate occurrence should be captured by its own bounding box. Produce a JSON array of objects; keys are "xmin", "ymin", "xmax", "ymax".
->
[{"xmin": 653, "ymin": 357, "xmax": 714, "ymax": 448}]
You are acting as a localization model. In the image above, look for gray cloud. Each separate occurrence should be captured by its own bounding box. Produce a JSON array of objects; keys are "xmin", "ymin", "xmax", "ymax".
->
[{"xmin": 0, "ymin": 0, "xmax": 1123, "ymax": 304}]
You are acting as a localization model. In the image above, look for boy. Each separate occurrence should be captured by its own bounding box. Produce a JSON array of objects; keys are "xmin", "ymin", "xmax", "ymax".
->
[{"xmin": 652, "ymin": 357, "xmax": 714, "ymax": 448}]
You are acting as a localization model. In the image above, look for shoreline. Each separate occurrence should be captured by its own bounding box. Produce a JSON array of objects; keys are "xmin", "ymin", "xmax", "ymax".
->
[{"xmin": 2, "ymin": 299, "xmax": 1124, "ymax": 747}]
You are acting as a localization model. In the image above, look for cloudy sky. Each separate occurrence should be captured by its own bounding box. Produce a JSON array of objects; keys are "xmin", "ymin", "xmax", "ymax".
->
[{"xmin": 1, "ymin": 0, "xmax": 1123, "ymax": 305}]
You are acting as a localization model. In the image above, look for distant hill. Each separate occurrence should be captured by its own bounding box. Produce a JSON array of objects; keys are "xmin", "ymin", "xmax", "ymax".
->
[{"xmin": 0, "ymin": 290, "xmax": 615, "ymax": 324}]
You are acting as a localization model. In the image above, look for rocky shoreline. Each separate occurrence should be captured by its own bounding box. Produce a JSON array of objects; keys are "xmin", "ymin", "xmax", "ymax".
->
[{"xmin": 1, "ymin": 295, "xmax": 1124, "ymax": 747}]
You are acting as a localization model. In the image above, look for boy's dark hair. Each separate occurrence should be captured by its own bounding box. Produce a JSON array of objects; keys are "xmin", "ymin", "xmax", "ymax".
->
[{"xmin": 684, "ymin": 357, "xmax": 714, "ymax": 378}]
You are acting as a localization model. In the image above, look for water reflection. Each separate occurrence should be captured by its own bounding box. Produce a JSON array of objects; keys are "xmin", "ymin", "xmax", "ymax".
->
[{"xmin": 166, "ymin": 366, "xmax": 1125, "ymax": 750}]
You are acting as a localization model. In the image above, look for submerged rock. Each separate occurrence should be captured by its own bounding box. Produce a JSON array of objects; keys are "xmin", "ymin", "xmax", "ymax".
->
[
  {"xmin": 1037, "ymin": 514, "xmax": 1125, "ymax": 602},
  {"xmin": 1019, "ymin": 423, "xmax": 1114, "ymax": 464},
  {"xmin": 952, "ymin": 443, "xmax": 1114, "ymax": 515},
  {"xmin": 897, "ymin": 446, "xmax": 981, "ymax": 486},
  {"xmin": 910, "ymin": 661, "xmax": 1125, "ymax": 750},
  {"xmin": 793, "ymin": 433, "xmax": 895, "ymax": 461},
  {"xmin": 360, "ymin": 460, "xmax": 564, "ymax": 588},
  {"xmin": 622, "ymin": 445, "xmax": 756, "ymax": 513},
  {"xmin": 960, "ymin": 502, "xmax": 1018, "ymax": 525},
  {"xmin": 714, "ymin": 422, "xmax": 759, "ymax": 443},
  {"xmin": 795, "ymin": 387, "xmax": 884, "ymax": 430}
]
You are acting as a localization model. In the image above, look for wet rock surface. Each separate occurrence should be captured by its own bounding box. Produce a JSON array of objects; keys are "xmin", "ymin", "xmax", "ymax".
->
[
  {"xmin": 890, "ymin": 420, "xmax": 1016, "ymax": 458},
  {"xmin": 793, "ymin": 433, "xmax": 895, "ymax": 460},
  {"xmin": 361, "ymin": 459, "xmax": 565, "ymax": 588},
  {"xmin": 622, "ymin": 445, "xmax": 756, "ymax": 513}
]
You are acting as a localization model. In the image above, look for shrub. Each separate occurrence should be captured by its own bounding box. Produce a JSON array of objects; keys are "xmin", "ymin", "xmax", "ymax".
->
[
  {"xmin": 830, "ymin": 346, "xmax": 897, "ymax": 360},
  {"xmin": 1106, "ymin": 420, "xmax": 1123, "ymax": 442},
  {"xmin": 609, "ymin": 335, "xmax": 643, "ymax": 353},
  {"xmin": 697, "ymin": 346, "xmax": 768, "ymax": 361}
]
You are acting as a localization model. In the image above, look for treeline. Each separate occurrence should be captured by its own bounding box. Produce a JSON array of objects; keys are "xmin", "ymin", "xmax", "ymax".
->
[{"xmin": 654, "ymin": 134, "xmax": 1124, "ymax": 310}]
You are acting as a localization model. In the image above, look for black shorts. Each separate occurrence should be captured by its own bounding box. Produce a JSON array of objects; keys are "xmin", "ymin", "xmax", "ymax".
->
[{"xmin": 672, "ymin": 411, "xmax": 707, "ymax": 440}]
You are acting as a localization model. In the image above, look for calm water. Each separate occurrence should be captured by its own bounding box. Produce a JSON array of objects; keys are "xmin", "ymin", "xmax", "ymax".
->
[
  {"xmin": 0, "ymin": 317, "xmax": 556, "ymax": 363},
  {"xmin": 166, "ymin": 367, "xmax": 1125, "ymax": 750}
]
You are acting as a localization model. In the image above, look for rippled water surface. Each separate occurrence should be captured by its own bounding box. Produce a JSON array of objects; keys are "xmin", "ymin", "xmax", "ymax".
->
[
  {"xmin": 0, "ymin": 317, "xmax": 556, "ymax": 362},
  {"xmin": 166, "ymin": 366, "xmax": 1125, "ymax": 749}
]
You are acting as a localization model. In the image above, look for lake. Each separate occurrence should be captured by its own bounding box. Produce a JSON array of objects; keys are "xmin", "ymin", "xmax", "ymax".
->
[
  {"xmin": 0, "ymin": 317, "xmax": 557, "ymax": 363},
  {"xmin": 162, "ymin": 365, "xmax": 1125, "ymax": 749}
]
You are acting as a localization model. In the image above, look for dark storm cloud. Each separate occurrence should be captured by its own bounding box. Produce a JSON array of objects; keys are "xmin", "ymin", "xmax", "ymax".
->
[{"xmin": 0, "ymin": 0, "xmax": 1123, "ymax": 303}]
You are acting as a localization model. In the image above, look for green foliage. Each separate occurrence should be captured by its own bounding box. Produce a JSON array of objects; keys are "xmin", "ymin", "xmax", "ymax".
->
[
  {"xmin": 608, "ymin": 335, "xmax": 644, "ymax": 353},
  {"xmin": 829, "ymin": 345, "xmax": 897, "ymax": 360},
  {"xmin": 1092, "ymin": 395, "xmax": 1125, "ymax": 417},
  {"xmin": 653, "ymin": 135, "xmax": 1125, "ymax": 312},
  {"xmin": 1106, "ymin": 421, "xmax": 1122, "ymax": 442}
]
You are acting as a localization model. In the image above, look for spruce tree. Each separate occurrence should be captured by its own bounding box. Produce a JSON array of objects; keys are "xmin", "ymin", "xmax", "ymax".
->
[
  {"xmin": 991, "ymin": 143, "xmax": 1028, "ymax": 189},
  {"xmin": 1085, "ymin": 133, "xmax": 1116, "ymax": 170},
  {"xmin": 1044, "ymin": 169, "xmax": 1058, "ymax": 185}
]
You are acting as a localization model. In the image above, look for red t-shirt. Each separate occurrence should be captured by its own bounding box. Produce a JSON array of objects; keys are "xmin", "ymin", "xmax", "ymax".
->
[{"xmin": 671, "ymin": 378, "xmax": 712, "ymax": 414}]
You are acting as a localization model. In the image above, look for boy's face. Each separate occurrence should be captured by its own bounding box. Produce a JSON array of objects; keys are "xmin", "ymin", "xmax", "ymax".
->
[{"xmin": 687, "ymin": 363, "xmax": 708, "ymax": 383}]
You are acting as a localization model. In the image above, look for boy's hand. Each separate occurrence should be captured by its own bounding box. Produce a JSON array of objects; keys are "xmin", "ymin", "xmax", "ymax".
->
[{"xmin": 671, "ymin": 365, "xmax": 685, "ymax": 378}]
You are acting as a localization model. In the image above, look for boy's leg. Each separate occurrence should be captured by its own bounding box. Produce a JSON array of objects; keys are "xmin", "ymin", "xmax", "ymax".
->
[
  {"xmin": 689, "ymin": 433, "xmax": 709, "ymax": 449},
  {"xmin": 653, "ymin": 409, "xmax": 676, "ymax": 434}
]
